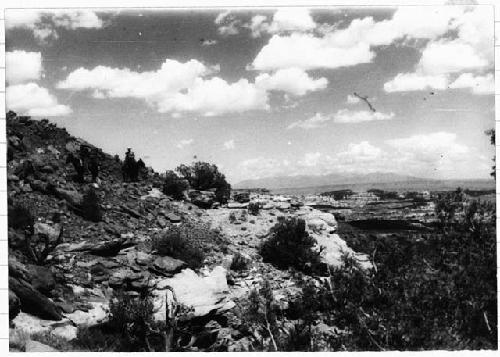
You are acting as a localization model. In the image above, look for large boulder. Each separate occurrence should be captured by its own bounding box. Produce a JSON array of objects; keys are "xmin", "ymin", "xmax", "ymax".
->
[
  {"xmin": 34, "ymin": 222, "xmax": 62, "ymax": 242},
  {"xmin": 9, "ymin": 277, "xmax": 63, "ymax": 321},
  {"xmin": 25, "ymin": 340, "xmax": 58, "ymax": 352},
  {"xmin": 153, "ymin": 256, "xmax": 186, "ymax": 274},
  {"xmin": 27, "ymin": 265, "xmax": 56, "ymax": 295},
  {"xmin": 189, "ymin": 190, "xmax": 215, "ymax": 209},
  {"xmin": 153, "ymin": 266, "xmax": 234, "ymax": 320},
  {"xmin": 54, "ymin": 187, "xmax": 83, "ymax": 207}
]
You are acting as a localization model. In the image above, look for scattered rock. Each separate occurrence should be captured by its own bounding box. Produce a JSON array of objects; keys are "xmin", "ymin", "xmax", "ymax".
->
[
  {"xmin": 153, "ymin": 256, "xmax": 186, "ymax": 274},
  {"xmin": 25, "ymin": 340, "xmax": 58, "ymax": 352}
]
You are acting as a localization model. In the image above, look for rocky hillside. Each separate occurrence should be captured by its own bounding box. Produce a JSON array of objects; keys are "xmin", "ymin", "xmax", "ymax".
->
[{"xmin": 7, "ymin": 114, "xmax": 368, "ymax": 352}]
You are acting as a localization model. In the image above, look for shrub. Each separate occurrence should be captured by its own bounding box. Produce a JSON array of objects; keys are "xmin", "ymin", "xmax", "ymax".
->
[
  {"xmin": 230, "ymin": 252, "xmax": 250, "ymax": 271},
  {"xmin": 8, "ymin": 204, "xmax": 34, "ymax": 233},
  {"xmin": 176, "ymin": 162, "xmax": 231, "ymax": 203},
  {"xmin": 260, "ymin": 217, "xmax": 322, "ymax": 274},
  {"xmin": 163, "ymin": 171, "xmax": 188, "ymax": 200},
  {"xmin": 107, "ymin": 290, "xmax": 167, "ymax": 352},
  {"xmin": 228, "ymin": 212, "xmax": 237, "ymax": 223},
  {"xmin": 152, "ymin": 224, "xmax": 205, "ymax": 268},
  {"xmin": 248, "ymin": 202, "xmax": 260, "ymax": 215},
  {"xmin": 81, "ymin": 187, "xmax": 102, "ymax": 222}
]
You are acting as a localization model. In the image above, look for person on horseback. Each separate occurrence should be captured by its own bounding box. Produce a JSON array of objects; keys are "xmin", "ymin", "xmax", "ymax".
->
[{"xmin": 122, "ymin": 148, "xmax": 136, "ymax": 182}]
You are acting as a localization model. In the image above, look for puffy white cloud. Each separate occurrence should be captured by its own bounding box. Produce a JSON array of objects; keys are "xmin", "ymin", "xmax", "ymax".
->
[
  {"xmin": 223, "ymin": 139, "xmax": 235, "ymax": 150},
  {"xmin": 288, "ymin": 109, "xmax": 394, "ymax": 129},
  {"xmin": 6, "ymin": 9, "xmax": 104, "ymax": 42},
  {"xmin": 387, "ymin": 132, "xmax": 469, "ymax": 164},
  {"xmin": 255, "ymin": 67, "xmax": 327, "ymax": 96},
  {"xmin": 248, "ymin": 15, "xmax": 269, "ymax": 38},
  {"xmin": 384, "ymin": 6, "xmax": 493, "ymax": 93},
  {"xmin": 418, "ymin": 39, "xmax": 489, "ymax": 75},
  {"xmin": 333, "ymin": 109, "xmax": 395, "ymax": 124},
  {"xmin": 287, "ymin": 113, "xmax": 331, "ymax": 130},
  {"xmin": 268, "ymin": 8, "xmax": 316, "ymax": 33},
  {"xmin": 251, "ymin": 7, "xmax": 470, "ymax": 72},
  {"xmin": 214, "ymin": 11, "xmax": 241, "ymax": 36},
  {"xmin": 449, "ymin": 72, "xmax": 494, "ymax": 94},
  {"xmin": 6, "ymin": 51, "xmax": 42, "ymax": 84},
  {"xmin": 7, "ymin": 82, "xmax": 72, "ymax": 116},
  {"xmin": 176, "ymin": 139, "xmax": 193, "ymax": 149},
  {"xmin": 58, "ymin": 59, "xmax": 267, "ymax": 116},
  {"xmin": 384, "ymin": 72, "xmax": 448, "ymax": 92},
  {"xmin": 252, "ymin": 32, "xmax": 374, "ymax": 71},
  {"xmin": 59, "ymin": 58, "xmax": 330, "ymax": 116}
]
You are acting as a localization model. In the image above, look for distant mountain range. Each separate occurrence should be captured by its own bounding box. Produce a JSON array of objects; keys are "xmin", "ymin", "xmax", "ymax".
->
[
  {"xmin": 234, "ymin": 172, "xmax": 495, "ymax": 195},
  {"xmin": 234, "ymin": 172, "xmax": 429, "ymax": 190}
]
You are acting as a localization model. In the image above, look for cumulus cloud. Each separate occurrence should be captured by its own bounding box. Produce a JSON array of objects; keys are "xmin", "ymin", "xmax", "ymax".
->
[
  {"xmin": 266, "ymin": 8, "xmax": 316, "ymax": 34},
  {"xmin": 223, "ymin": 139, "xmax": 235, "ymax": 150},
  {"xmin": 251, "ymin": 7, "xmax": 469, "ymax": 72},
  {"xmin": 176, "ymin": 139, "xmax": 193, "ymax": 149},
  {"xmin": 333, "ymin": 109, "xmax": 395, "ymax": 124},
  {"xmin": 6, "ymin": 9, "xmax": 104, "ymax": 42},
  {"xmin": 449, "ymin": 72, "xmax": 494, "ymax": 94},
  {"xmin": 252, "ymin": 32, "xmax": 374, "ymax": 71},
  {"xmin": 214, "ymin": 11, "xmax": 241, "ymax": 36},
  {"xmin": 6, "ymin": 51, "xmax": 42, "ymax": 84},
  {"xmin": 7, "ymin": 82, "xmax": 72, "ymax": 116},
  {"xmin": 58, "ymin": 58, "xmax": 329, "ymax": 116},
  {"xmin": 236, "ymin": 132, "xmax": 484, "ymax": 181},
  {"xmin": 255, "ymin": 67, "xmax": 327, "ymax": 96},
  {"xmin": 287, "ymin": 113, "xmax": 331, "ymax": 130},
  {"xmin": 384, "ymin": 6, "xmax": 493, "ymax": 93},
  {"xmin": 384, "ymin": 72, "xmax": 448, "ymax": 92}
]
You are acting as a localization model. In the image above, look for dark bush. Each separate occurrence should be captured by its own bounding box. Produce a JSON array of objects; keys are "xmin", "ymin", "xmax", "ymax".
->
[
  {"xmin": 176, "ymin": 162, "xmax": 231, "ymax": 203},
  {"xmin": 248, "ymin": 202, "xmax": 260, "ymax": 215},
  {"xmin": 81, "ymin": 187, "xmax": 102, "ymax": 222},
  {"xmin": 163, "ymin": 171, "xmax": 188, "ymax": 200},
  {"xmin": 8, "ymin": 204, "xmax": 35, "ymax": 233},
  {"xmin": 230, "ymin": 252, "xmax": 250, "ymax": 271},
  {"xmin": 260, "ymin": 217, "xmax": 322, "ymax": 274},
  {"xmin": 107, "ymin": 290, "xmax": 167, "ymax": 352},
  {"xmin": 152, "ymin": 224, "xmax": 205, "ymax": 268}
]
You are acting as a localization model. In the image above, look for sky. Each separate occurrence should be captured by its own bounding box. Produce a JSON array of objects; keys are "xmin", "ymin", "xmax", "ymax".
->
[{"xmin": 4, "ymin": 6, "xmax": 495, "ymax": 184}]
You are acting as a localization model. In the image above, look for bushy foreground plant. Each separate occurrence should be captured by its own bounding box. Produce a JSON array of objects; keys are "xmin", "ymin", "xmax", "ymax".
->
[
  {"xmin": 8, "ymin": 203, "xmax": 34, "ymax": 233},
  {"xmin": 152, "ymin": 224, "xmax": 205, "ymax": 268},
  {"xmin": 260, "ymin": 217, "xmax": 322, "ymax": 274},
  {"xmin": 289, "ymin": 193, "xmax": 497, "ymax": 351}
]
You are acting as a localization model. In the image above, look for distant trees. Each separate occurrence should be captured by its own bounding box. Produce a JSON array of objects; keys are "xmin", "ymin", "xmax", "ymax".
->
[{"xmin": 485, "ymin": 129, "xmax": 495, "ymax": 179}]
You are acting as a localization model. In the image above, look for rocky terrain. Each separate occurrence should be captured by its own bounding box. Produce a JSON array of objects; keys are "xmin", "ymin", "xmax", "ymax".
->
[{"xmin": 7, "ymin": 114, "xmax": 371, "ymax": 352}]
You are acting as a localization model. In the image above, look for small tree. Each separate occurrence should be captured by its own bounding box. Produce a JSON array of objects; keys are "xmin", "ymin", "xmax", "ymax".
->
[
  {"xmin": 163, "ymin": 171, "xmax": 188, "ymax": 200},
  {"xmin": 260, "ymin": 217, "xmax": 322, "ymax": 274},
  {"xmin": 176, "ymin": 161, "xmax": 231, "ymax": 203}
]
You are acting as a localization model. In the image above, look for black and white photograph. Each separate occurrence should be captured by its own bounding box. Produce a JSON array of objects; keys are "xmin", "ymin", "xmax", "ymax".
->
[{"xmin": 4, "ymin": 4, "xmax": 497, "ymax": 352}]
